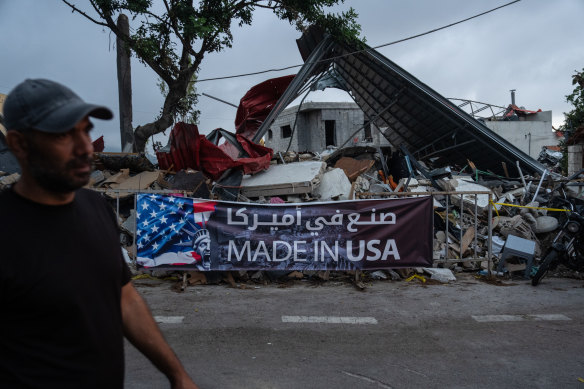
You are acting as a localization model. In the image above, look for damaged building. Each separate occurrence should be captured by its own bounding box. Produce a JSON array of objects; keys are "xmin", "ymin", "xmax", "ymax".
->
[
  {"xmin": 3, "ymin": 26, "xmax": 582, "ymax": 285},
  {"xmin": 265, "ymin": 101, "xmax": 390, "ymax": 151},
  {"xmin": 249, "ymin": 26, "xmax": 546, "ymax": 179}
]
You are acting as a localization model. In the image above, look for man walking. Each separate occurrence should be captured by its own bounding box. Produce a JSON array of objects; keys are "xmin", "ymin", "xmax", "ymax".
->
[{"xmin": 0, "ymin": 79, "xmax": 198, "ymax": 388}]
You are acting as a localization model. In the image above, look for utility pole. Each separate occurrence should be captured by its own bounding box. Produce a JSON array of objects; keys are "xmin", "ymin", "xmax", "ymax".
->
[{"xmin": 116, "ymin": 14, "xmax": 134, "ymax": 152}]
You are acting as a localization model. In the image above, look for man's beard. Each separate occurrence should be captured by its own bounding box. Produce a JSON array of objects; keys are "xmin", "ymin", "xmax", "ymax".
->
[{"xmin": 26, "ymin": 148, "xmax": 93, "ymax": 193}]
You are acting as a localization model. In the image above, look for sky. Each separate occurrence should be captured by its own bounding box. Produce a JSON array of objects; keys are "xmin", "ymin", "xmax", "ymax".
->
[{"xmin": 1, "ymin": 0, "xmax": 583, "ymax": 153}]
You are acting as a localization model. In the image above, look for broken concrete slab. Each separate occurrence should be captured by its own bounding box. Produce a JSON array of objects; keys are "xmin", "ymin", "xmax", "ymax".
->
[
  {"xmin": 370, "ymin": 270, "xmax": 388, "ymax": 280},
  {"xmin": 533, "ymin": 216, "xmax": 559, "ymax": 233},
  {"xmin": 121, "ymin": 209, "xmax": 137, "ymax": 236},
  {"xmin": 422, "ymin": 267, "xmax": 456, "ymax": 283},
  {"xmin": 0, "ymin": 172, "xmax": 19, "ymax": 190},
  {"xmin": 440, "ymin": 176, "xmax": 492, "ymax": 212},
  {"xmin": 240, "ymin": 161, "xmax": 325, "ymax": 198},
  {"xmin": 314, "ymin": 168, "xmax": 352, "ymax": 201},
  {"xmin": 460, "ymin": 227, "xmax": 476, "ymax": 255}
]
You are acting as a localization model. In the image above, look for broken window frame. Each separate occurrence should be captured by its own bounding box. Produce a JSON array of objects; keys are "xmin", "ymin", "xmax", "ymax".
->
[
  {"xmin": 281, "ymin": 125, "xmax": 292, "ymax": 139},
  {"xmin": 325, "ymin": 120, "xmax": 336, "ymax": 147}
]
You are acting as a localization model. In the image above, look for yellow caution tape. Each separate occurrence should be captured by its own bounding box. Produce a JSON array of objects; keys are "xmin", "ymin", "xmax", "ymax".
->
[
  {"xmin": 405, "ymin": 274, "xmax": 426, "ymax": 283},
  {"xmin": 490, "ymin": 200, "xmax": 500, "ymax": 217},
  {"xmin": 578, "ymin": 377, "xmax": 584, "ymax": 383},
  {"xmin": 491, "ymin": 201, "xmax": 571, "ymax": 213}
]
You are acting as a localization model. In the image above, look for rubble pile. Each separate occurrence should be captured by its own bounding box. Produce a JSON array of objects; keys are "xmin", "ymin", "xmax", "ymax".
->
[
  {"xmin": 2, "ymin": 142, "xmax": 583, "ymax": 287},
  {"xmin": 215, "ymin": 144, "xmax": 584, "ymax": 283}
]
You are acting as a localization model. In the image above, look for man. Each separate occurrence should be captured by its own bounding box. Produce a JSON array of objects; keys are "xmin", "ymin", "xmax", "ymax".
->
[{"xmin": 0, "ymin": 79, "xmax": 198, "ymax": 389}]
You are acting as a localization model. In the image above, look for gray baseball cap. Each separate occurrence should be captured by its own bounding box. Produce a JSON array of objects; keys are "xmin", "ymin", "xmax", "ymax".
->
[{"xmin": 3, "ymin": 78, "xmax": 113, "ymax": 133}]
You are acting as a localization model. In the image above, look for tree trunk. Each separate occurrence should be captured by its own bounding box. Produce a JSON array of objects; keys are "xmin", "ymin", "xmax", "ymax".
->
[
  {"xmin": 131, "ymin": 44, "xmax": 199, "ymax": 153},
  {"xmin": 116, "ymin": 14, "xmax": 134, "ymax": 152},
  {"xmin": 132, "ymin": 77, "xmax": 191, "ymax": 153}
]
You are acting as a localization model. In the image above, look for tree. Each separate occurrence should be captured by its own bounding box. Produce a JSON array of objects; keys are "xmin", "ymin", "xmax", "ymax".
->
[
  {"xmin": 562, "ymin": 69, "xmax": 584, "ymax": 133},
  {"xmin": 559, "ymin": 68, "xmax": 584, "ymax": 174},
  {"xmin": 62, "ymin": 0, "xmax": 361, "ymax": 152}
]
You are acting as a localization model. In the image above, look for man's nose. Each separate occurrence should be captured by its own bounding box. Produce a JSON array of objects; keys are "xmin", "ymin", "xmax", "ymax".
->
[{"xmin": 74, "ymin": 129, "xmax": 94, "ymax": 155}]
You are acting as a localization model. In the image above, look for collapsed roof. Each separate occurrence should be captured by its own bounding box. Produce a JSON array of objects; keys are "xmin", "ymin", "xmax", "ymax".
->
[{"xmin": 252, "ymin": 26, "xmax": 545, "ymax": 177}]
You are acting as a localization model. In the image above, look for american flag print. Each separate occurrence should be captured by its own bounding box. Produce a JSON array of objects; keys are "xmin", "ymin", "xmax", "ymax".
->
[{"xmin": 136, "ymin": 193, "xmax": 216, "ymax": 269}]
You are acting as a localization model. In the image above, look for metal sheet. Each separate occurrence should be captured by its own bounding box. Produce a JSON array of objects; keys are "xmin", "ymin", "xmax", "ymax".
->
[{"xmin": 255, "ymin": 26, "xmax": 545, "ymax": 176}]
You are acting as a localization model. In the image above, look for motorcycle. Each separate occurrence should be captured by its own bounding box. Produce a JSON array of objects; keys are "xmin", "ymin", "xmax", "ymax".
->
[{"xmin": 532, "ymin": 190, "xmax": 584, "ymax": 286}]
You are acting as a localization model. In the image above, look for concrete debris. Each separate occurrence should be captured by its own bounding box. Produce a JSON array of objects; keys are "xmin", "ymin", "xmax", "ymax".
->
[
  {"xmin": 0, "ymin": 172, "xmax": 20, "ymax": 190},
  {"xmin": 422, "ymin": 268, "xmax": 456, "ymax": 283},
  {"xmin": 439, "ymin": 176, "xmax": 492, "ymax": 212},
  {"xmin": 121, "ymin": 210, "xmax": 137, "ymax": 237},
  {"xmin": 370, "ymin": 270, "xmax": 388, "ymax": 280},
  {"xmin": 533, "ymin": 216, "xmax": 559, "ymax": 233},
  {"xmin": 240, "ymin": 161, "xmax": 326, "ymax": 198},
  {"xmin": 3, "ymin": 129, "xmax": 577, "ymax": 286},
  {"xmin": 314, "ymin": 168, "xmax": 352, "ymax": 201}
]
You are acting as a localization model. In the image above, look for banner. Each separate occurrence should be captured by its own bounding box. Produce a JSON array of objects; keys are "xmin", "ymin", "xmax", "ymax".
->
[{"xmin": 136, "ymin": 194, "xmax": 433, "ymax": 271}]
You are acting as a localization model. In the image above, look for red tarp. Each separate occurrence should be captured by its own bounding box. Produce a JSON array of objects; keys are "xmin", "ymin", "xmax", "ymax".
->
[
  {"xmin": 156, "ymin": 75, "xmax": 295, "ymax": 179},
  {"xmin": 220, "ymin": 74, "xmax": 295, "ymax": 159},
  {"xmin": 92, "ymin": 136, "xmax": 105, "ymax": 152},
  {"xmin": 504, "ymin": 104, "xmax": 542, "ymax": 118},
  {"xmin": 234, "ymin": 74, "xmax": 295, "ymax": 139},
  {"xmin": 156, "ymin": 122, "xmax": 273, "ymax": 181}
]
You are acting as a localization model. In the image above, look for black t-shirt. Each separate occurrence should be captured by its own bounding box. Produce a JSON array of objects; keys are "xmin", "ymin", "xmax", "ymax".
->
[{"xmin": 0, "ymin": 187, "xmax": 131, "ymax": 389}]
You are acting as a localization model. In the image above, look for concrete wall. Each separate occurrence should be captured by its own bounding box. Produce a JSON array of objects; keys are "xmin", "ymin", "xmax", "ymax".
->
[
  {"xmin": 567, "ymin": 145, "xmax": 583, "ymax": 176},
  {"xmin": 266, "ymin": 102, "xmax": 391, "ymax": 152},
  {"xmin": 484, "ymin": 111, "xmax": 557, "ymax": 159}
]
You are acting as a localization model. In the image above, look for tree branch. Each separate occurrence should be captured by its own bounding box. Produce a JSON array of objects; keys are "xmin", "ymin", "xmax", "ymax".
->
[
  {"xmin": 162, "ymin": 0, "xmax": 198, "ymax": 57},
  {"xmin": 85, "ymin": 0, "xmax": 174, "ymax": 84},
  {"xmin": 62, "ymin": 0, "xmax": 108, "ymax": 26}
]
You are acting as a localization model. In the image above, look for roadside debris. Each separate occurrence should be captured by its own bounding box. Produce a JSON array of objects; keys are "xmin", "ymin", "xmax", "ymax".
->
[{"xmin": 59, "ymin": 136, "xmax": 584, "ymax": 287}]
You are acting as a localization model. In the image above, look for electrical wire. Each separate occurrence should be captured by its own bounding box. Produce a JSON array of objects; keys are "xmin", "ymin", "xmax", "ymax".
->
[{"xmin": 194, "ymin": 0, "xmax": 520, "ymax": 83}]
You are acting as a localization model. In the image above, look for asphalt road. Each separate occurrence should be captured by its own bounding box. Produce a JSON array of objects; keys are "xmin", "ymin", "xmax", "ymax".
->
[{"xmin": 125, "ymin": 273, "xmax": 584, "ymax": 389}]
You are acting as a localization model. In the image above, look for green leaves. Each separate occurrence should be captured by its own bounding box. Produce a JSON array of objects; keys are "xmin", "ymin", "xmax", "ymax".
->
[
  {"xmin": 563, "ymin": 68, "xmax": 584, "ymax": 132},
  {"xmin": 68, "ymin": 0, "xmax": 362, "ymax": 152}
]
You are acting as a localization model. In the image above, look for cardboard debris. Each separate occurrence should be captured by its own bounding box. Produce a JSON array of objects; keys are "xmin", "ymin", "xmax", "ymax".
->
[
  {"xmin": 187, "ymin": 271, "xmax": 207, "ymax": 285},
  {"xmin": 106, "ymin": 171, "xmax": 161, "ymax": 199},
  {"xmin": 103, "ymin": 169, "xmax": 131, "ymax": 186},
  {"xmin": 334, "ymin": 157, "xmax": 375, "ymax": 181},
  {"xmin": 287, "ymin": 271, "xmax": 304, "ymax": 279}
]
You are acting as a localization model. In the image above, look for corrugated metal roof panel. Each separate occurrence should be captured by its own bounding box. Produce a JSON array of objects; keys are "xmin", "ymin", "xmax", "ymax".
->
[{"xmin": 254, "ymin": 26, "xmax": 545, "ymax": 176}]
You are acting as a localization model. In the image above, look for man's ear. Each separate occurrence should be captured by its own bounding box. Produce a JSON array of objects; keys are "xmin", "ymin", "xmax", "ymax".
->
[{"xmin": 5, "ymin": 131, "xmax": 29, "ymax": 161}]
